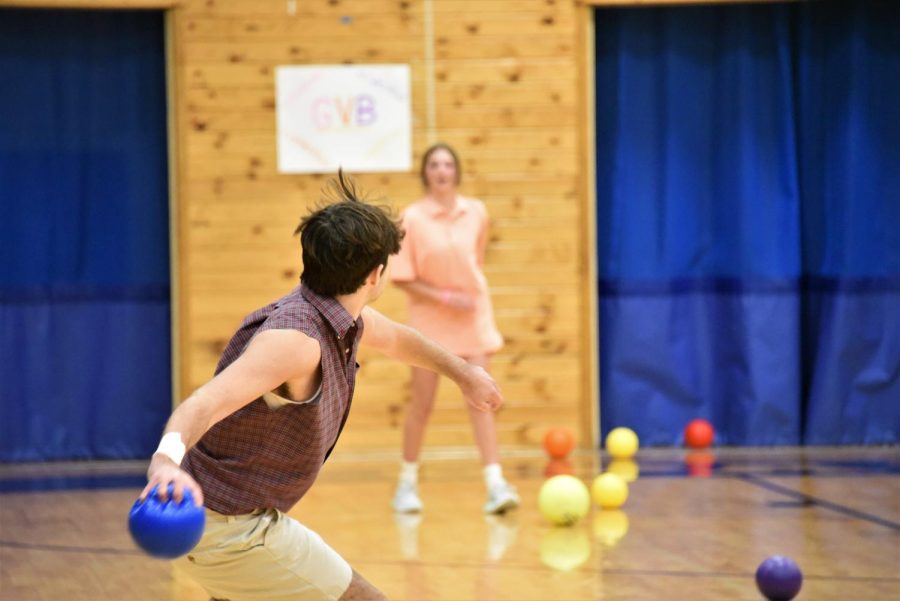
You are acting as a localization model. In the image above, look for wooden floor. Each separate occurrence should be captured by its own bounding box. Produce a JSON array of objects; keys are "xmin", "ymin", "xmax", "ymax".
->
[{"xmin": 1, "ymin": 447, "xmax": 898, "ymax": 600}]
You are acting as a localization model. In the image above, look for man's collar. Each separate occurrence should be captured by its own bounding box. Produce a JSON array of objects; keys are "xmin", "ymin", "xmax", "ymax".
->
[{"xmin": 299, "ymin": 282, "xmax": 357, "ymax": 339}]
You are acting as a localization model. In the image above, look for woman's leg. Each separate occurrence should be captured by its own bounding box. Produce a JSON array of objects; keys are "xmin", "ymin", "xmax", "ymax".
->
[
  {"xmin": 402, "ymin": 366, "xmax": 441, "ymax": 462},
  {"xmin": 393, "ymin": 366, "xmax": 440, "ymax": 512},
  {"xmin": 463, "ymin": 355, "xmax": 500, "ymax": 465},
  {"xmin": 464, "ymin": 355, "xmax": 520, "ymax": 513}
]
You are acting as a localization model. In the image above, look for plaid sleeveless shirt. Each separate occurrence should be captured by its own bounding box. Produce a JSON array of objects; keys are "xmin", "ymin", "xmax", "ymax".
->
[{"xmin": 182, "ymin": 283, "xmax": 362, "ymax": 515}]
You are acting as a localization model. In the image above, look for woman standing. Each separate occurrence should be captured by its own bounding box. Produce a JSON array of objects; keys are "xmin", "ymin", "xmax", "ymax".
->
[{"xmin": 390, "ymin": 143, "xmax": 519, "ymax": 514}]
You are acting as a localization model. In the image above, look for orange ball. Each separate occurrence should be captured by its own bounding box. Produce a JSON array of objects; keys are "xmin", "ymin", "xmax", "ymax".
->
[
  {"xmin": 684, "ymin": 419, "xmax": 715, "ymax": 449},
  {"xmin": 544, "ymin": 458, "xmax": 576, "ymax": 478},
  {"xmin": 543, "ymin": 427, "xmax": 575, "ymax": 459}
]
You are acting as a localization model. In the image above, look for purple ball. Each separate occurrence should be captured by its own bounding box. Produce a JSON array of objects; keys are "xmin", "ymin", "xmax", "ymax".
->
[
  {"xmin": 128, "ymin": 484, "xmax": 205, "ymax": 559},
  {"xmin": 755, "ymin": 555, "xmax": 803, "ymax": 601}
]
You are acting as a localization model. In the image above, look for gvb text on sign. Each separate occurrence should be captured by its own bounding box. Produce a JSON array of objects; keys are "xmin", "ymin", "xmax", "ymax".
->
[{"xmin": 276, "ymin": 65, "xmax": 412, "ymax": 173}]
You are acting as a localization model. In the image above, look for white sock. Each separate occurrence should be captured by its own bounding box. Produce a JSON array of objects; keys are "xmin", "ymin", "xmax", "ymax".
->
[
  {"xmin": 483, "ymin": 463, "xmax": 505, "ymax": 489},
  {"xmin": 399, "ymin": 461, "xmax": 419, "ymax": 486}
]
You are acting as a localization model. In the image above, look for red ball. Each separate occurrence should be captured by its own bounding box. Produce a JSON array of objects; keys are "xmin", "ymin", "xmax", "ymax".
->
[
  {"xmin": 543, "ymin": 427, "xmax": 575, "ymax": 459},
  {"xmin": 684, "ymin": 419, "xmax": 715, "ymax": 449}
]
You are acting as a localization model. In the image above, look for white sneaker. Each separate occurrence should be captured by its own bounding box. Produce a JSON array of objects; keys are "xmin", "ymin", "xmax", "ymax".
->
[
  {"xmin": 484, "ymin": 482, "xmax": 520, "ymax": 514},
  {"xmin": 392, "ymin": 481, "xmax": 423, "ymax": 513}
]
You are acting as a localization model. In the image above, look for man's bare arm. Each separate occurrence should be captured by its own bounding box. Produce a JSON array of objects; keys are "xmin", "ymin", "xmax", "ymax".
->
[
  {"xmin": 359, "ymin": 306, "xmax": 502, "ymax": 412},
  {"xmin": 141, "ymin": 329, "xmax": 321, "ymax": 505}
]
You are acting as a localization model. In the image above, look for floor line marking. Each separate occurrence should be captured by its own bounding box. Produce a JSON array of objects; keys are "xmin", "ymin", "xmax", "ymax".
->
[{"xmin": 734, "ymin": 472, "xmax": 900, "ymax": 531}]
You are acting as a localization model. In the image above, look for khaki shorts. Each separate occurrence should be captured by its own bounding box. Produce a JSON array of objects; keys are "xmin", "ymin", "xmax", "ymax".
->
[{"xmin": 173, "ymin": 508, "xmax": 352, "ymax": 601}]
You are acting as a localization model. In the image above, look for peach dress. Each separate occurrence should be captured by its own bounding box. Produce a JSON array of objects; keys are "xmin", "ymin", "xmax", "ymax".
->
[{"xmin": 390, "ymin": 196, "xmax": 503, "ymax": 357}]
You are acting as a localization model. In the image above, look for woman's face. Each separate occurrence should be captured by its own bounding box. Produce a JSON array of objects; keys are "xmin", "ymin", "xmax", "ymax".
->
[{"xmin": 424, "ymin": 148, "xmax": 458, "ymax": 194}]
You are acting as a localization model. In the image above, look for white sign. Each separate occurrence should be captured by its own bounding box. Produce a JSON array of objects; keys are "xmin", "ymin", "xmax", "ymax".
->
[{"xmin": 276, "ymin": 64, "xmax": 412, "ymax": 173}]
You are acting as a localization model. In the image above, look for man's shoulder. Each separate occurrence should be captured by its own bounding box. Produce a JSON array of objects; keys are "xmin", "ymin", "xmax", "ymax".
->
[
  {"xmin": 240, "ymin": 287, "xmax": 322, "ymax": 336},
  {"xmin": 252, "ymin": 327, "xmax": 320, "ymax": 350},
  {"xmin": 242, "ymin": 328, "xmax": 322, "ymax": 377},
  {"xmin": 267, "ymin": 294, "xmax": 321, "ymax": 325}
]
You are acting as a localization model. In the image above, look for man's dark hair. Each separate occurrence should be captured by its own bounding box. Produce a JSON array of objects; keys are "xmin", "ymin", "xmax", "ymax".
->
[
  {"xmin": 420, "ymin": 142, "xmax": 462, "ymax": 188},
  {"xmin": 295, "ymin": 171, "xmax": 404, "ymax": 296}
]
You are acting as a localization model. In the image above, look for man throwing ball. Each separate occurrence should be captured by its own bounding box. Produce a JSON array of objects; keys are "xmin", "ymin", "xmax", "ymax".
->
[{"xmin": 141, "ymin": 172, "xmax": 504, "ymax": 601}]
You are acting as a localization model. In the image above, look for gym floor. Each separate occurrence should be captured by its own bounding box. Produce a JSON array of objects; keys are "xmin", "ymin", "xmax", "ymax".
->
[{"xmin": 1, "ymin": 446, "xmax": 898, "ymax": 600}]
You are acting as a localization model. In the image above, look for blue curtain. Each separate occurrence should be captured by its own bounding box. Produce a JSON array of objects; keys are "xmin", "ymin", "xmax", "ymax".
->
[
  {"xmin": 595, "ymin": 1, "xmax": 899, "ymax": 445},
  {"xmin": 0, "ymin": 10, "xmax": 171, "ymax": 460}
]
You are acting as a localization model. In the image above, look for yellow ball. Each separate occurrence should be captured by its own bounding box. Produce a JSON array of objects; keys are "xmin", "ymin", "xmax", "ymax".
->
[
  {"xmin": 605, "ymin": 427, "xmax": 639, "ymax": 459},
  {"xmin": 607, "ymin": 459, "xmax": 639, "ymax": 483},
  {"xmin": 540, "ymin": 527, "xmax": 591, "ymax": 571},
  {"xmin": 538, "ymin": 475, "xmax": 591, "ymax": 526},
  {"xmin": 592, "ymin": 510, "xmax": 630, "ymax": 547},
  {"xmin": 591, "ymin": 473, "xmax": 629, "ymax": 509}
]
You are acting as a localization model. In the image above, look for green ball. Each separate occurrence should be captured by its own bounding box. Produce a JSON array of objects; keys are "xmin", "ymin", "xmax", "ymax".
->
[{"xmin": 538, "ymin": 475, "xmax": 591, "ymax": 526}]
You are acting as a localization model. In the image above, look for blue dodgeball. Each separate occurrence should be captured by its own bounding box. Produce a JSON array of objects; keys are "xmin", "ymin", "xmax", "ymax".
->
[{"xmin": 128, "ymin": 484, "xmax": 205, "ymax": 559}]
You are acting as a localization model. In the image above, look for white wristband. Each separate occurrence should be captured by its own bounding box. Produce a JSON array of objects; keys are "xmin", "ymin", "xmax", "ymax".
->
[{"xmin": 154, "ymin": 432, "xmax": 186, "ymax": 466}]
